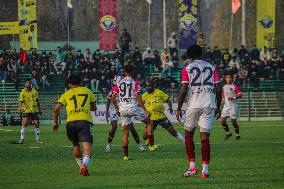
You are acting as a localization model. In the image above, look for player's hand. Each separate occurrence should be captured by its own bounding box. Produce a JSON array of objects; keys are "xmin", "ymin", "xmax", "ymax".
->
[
  {"xmin": 106, "ymin": 111, "xmax": 109, "ymax": 123},
  {"xmin": 176, "ymin": 110, "xmax": 182, "ymax": 122},
  {"xmin": 168, "ymin": 108, "xmax": 173, "ymax": 114},
  {"xmin": 144, "ymin": 110, "xmax": 151, "ymax": 118},
  {"xmin": 53, "ymin": 122, "xmax": 59, "ymax": 132},
  {"xmin": 215, "ymin": 109, "xmax": 221, "ymax": 120}
]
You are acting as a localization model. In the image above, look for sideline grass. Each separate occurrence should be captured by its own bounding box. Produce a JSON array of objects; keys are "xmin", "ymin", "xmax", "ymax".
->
[{"xmin": 0, "ymin": 121, "xmax": 284, "ymax": 189}]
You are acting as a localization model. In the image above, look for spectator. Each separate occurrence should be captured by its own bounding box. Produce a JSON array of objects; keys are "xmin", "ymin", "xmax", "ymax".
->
[
  {"xmin": 48, "ymin": 52, "xmax": 55, "ymax": 74},
  {"xmin": 161, "ymin": 56, "xmax": 173, "ymax": 79},
  {"xmin": 39, "ymin": 51, "xmax": 50, "ymax": 73},
  {"xmin": 75, "ymin": 50, "xmax": 84, "ymax": 70},
  {"xmin": 30, "ymin": 49, "xmax": 39, "ymax": 70},
  {"xmin": 31, "ymin": 70, "xmax": 39, "ymax": 89},
  {"xmin": 64, "ymin": 49, "xmax": 75, "ymax": 70},
  {"xmin": 132, "ymin": 47, "xmax": 144, "ymax": 76},
  {"xmin": 2, "ymin": 109, "xmax": 14, "ymax": 127},
  {"xmin": 81, "ymin": 67, "xmax": 92, "ymax": 88},
  {"xmin": 18, "ymin": 48, "xmax": 28, "ymax": 71},
  {"xmin": 90, "ymin": 67, "xmax": 100, "ymax": 91},
  {"xmin": 229, "ymin": 56, "xmax": 240, "ymax": 69},
  {"xmin": 117, "ymin": 66, "xmax": 124, "ymax": 76},
  {"xmin": 171, "ymin": 51, "xmax": 179, "ymax": 70},
  {"xmin": 153, "ymin": 49, "xmax": 161, "ymax": 72},
  {"xmin": 212, "ymin": 46, "xmax": 222, "ymax": 65},
  {"xmin": 196, "ymin": 33, "xmax": 207, "ymax": 48},
  {"xmin": 270, "ymin": 49, "xmax": 280, "ymax": 79},
  {"xmin": 222, "ymin": 48, "xmax": 231, "ymax": 66},
  {"xmin": 250, "ymin": 45, "xmax": 260, "ymax": 61},
  {"xmin": 160, "ymin": 48, "xmax": 169, "ymax": 63},
  {"xmin": 10, "ymin": 49, "xmax": 18, "ymax": 62},
  {"xmin": 136, "ymin": 74, "xmax": 145, "ymax": 88},
  {"xmin": 238, "ymin": 65, "xmax": 248, "ymax": 88},
  {"xmin": 113, "ymin": 47, "xmax": 123, "ymax": 63},
  {"xmin": 107, "ymin": 66, "xmax": 117, "ymax": 85},
  {"xmin": 260, "ymin": 46, "xmax": 271, "ymax": 63},
  {"xmin": 119, "ymin": 29, "xmax": 132, "ymax": 59},
  {"xmin": 247, "ymin": 63, "xmax": 259, "ymax": 89},
  {"xmin": 7, "ymin": 58, "xmax": 16, "ymax": 79},
  {"xmin": 41, "ymin": 73, "xmax": 51, "ymax": 91},
  {"xmin": 238, "ymin": 45, "xmax": 249, "ymax": 61},
  {"xmin": 65, "ymin": 69, "xmax": 73, "ymax": 89},
  {"xmin": 9, "ymin": 60, "xmax": 19, "ymax": 91},
  {"xmin": 54, "ymin": 47, "xmax": 66, "ymax": 74},
  {"xmin": 84, "ymin": 48, "xmax": 92, "ymax": 63},
  {"xmin": 92, "ymin": 49, "xmax": 101, "ymax": 64},
  {"xmin": 0, "ymin": 56, "xmax": 8, "ymax": 82},
  {"xmin": 142, "ymin": 47, "xmax": 154, "ymax": 69},
  {"xmin": 98, "ymin": 74, "xmax": 109, "ymax": 92},
  {"xmin": 156, "ymin": 74, "xmax": 166, "ymax": 89},
  {"xmin": 203, "ymin": 47, "xmax": 213, "ymax": 62},
  {"xmin": 167, "ymin": 32, "xmax": 178, "ymax": 57}
]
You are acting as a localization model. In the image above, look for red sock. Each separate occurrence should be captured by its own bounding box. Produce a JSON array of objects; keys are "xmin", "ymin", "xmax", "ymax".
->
[
  {"xmin": 123, "ymin": 146, "xmax": 128, "ymax": 156},
  {"xmin": 201, "ymin": 139, "xmax": 210, "ymax": 164},
  {"xmin": 148, "ymin": 135, "xmax": 154, "ymax": 146},
  {"xmin": 185, "ymin": 135, "xmax": 195, "ymax": 162}
]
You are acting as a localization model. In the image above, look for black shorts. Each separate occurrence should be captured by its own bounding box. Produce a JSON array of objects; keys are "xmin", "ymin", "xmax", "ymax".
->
[
  {"xmin": 66, "ymin": 120, "xmax": 93, "ymax": 144},
  {"xmin": 22, "ymin": 113, "xmax": 39, "ymax": 121},
  {"xmin": 153, "ymin": 117, "xmax": 173, "ymax": 130}
]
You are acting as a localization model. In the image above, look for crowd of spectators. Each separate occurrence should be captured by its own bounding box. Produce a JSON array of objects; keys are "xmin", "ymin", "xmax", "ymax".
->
[{"xmin": 0, "ymin": 30, "xmax": 284, "ymax": 92}]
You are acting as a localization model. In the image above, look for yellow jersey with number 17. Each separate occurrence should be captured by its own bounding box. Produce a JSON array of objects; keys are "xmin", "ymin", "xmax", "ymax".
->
[{"xmin": 57, "ymin": 87, "xmax": 96, "ymax": 123}]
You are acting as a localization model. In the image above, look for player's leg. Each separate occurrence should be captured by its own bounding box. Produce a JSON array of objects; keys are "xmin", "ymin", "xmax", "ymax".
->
[
  {"xmin": 32, "ymin": 113, "xmax": 42, "ymax": 143},
  {"xmin": 19, "ymin": 114, "xmax": 29, "ymax": 144},
  {"xmin": 129, "ymin": 123, "xmax": 146, "ymax": 151},
  {"xmin": 159, "ymin": 118, "xmax": 185, "ymax": 142},
  {"xmin": 143, "ymin": 121, "xmax": 158, "ymax": 146},
  {"xmin": 198, "ymin": 108, "xmax": 215, "ymax": 178},
  {"xmin": 183, "ymin": 109, "xmax": 199, "ymax": 177},
  {"xmin": 231, "ymin": 119, "xmax": 240, "ymax": 139},
  {"xmin": 122, "ymin": 124, "xmax": 130, "ymax": 160},
  {"xmin": 220, "ymin": 109, "xmax": 232, "ymax": 140},
  {"xmin": 73, "ymin": 143, "xmax": 83, "ymax": 167},
  {"xmin": 105, "ymin": 120, "xmax": 118, "ymax": 152}
]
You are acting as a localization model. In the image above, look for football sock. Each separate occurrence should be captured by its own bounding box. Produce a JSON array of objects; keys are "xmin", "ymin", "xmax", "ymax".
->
[
  {"xmin": 130, "ymin": 127, "xmax": 140, "ymax": 144},
  {"xmin": 75, "ymin": 158, "xmax": 83, "ymax": 167},
  {"xmin": 189, "ymin": 162, "xmax": 196, "ymax": 169},
  {"xmin": 222, "ymin": 123, "xmax": 230, "ymax": 133},
  {"xmin": 176, "ymin": 132, "xmax": 185, "ymax": 142},
  {"xmin": 202, "ymin": 164, "xmax": 209, "ymax": 174},
  {"xmin": 83, "ymin": 155, "xmax": 91, "ymax": 167},
  {"xmin": 232, "ymin": 123, "xmax": 240, "ymax": 135},
  {"xmin": 21, "ymin": 126, "xmax": 26, "ymax": 140},
  {"xmin": 185, "ymin": 135, "xmax": 195, "ymax": 163},
  {"xmin": 148, "ymin": 135, "xmax": 154, "ymax": 146},
  {"xmin": 123, "ymin": 145, "xmax": 128, "ymax": 156},
  {"xmin": 35, "ymin": 128, "xmax": 40, "ymax": 140},
  {"xmin": 108, "ymin": 136, "xmax": 113, "ymax": 143},
  {"xmin": 201, "ymin": 139, "xmax": 210, "ymax": 164}
]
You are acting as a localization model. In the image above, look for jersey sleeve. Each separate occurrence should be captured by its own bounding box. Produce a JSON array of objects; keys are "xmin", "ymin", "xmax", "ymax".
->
[
  {"xmin": 181, "ymin": 66, "xmax": 189, "ymax": 83},
  {"xmin": 34, "ymin": 90, "xmax": 39, "ymax": 100},
  {"xmin": 234, "ymin": 84, "xmax": 241, "ymax": 95},
  {"xmin": 19, "ymin": 91, "xmax": 24, "ymax": 102},
  {"xmin": 141, "ymin": 93, "xmax": 146, "ymax": 103},
  {"xmin": 112, "ymin": 85, "xmax": 119, "ymax": 94},
  {"xmin": 134, "ymin": 80, "xmax": 141, "ymax": 94},
  {"xmin": 57, "ymin": 93, "xmax": 67, "ymax": 106},
  {"xmin": 159, "ymin": 90, "xmax": 169, "ymax": 101},
  {"xmin": 213, "ymin": 66, "xmax": 220, "ymax": 83},
  {"xmin": 89, "ymin": 90, "xmax": 96, "ymax": 103}
]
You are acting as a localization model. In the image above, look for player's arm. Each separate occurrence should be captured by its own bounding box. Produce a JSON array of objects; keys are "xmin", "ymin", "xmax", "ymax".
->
[
  {"xmin": 105, "ymin": 98, "xmax": 111, "ymax": 123},
  {"xmin": 53, "ymin": 103, "xmax": 63, "ymax": 132},
  {"xmin": 176, "ymin": 83, "xmax": 188, "ymax": 122},
  {"xmin": 166, "ymin": 97, "xmax": 173, "ymax": 114},
  {"xmin": 135, "ymin": 93, "xmax": 150, "ymax": 116},
  {"xmin": 19, "ymin": 101, "xmax": 24, "ymax": 112},
  {"xmin": 214, "ymin": 82, "xmax": 222, "ymax": 119},
  {"xmin": 91, "ymin": 102, "xmax": 97, "ymax": 111},
  {"xmin": 111, "ymin": 92, "xmax": 120, "ymax": 116}
]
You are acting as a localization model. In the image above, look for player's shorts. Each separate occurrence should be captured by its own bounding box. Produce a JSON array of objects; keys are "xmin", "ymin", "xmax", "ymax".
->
[
  {"xmin": 22, "ymin": 112, "xmax": 39, "ymax": 121},
  {"xmin": 120, "ymin": 107, "xmax": 148, "ymax": 126},
  {"xmin": 109, "ymin": 108, "xmax": 119, "ymax": 122},
  {"xmin": 184, "ymin": 108, "xmax": 215, "ymax": 133},
  {"xmin": 66, "ymin": 120, "xmax": 93, "ymax": 144},
  {"xmin": 221, "ymin": 105, "xmax": 238, "ymax": 119},
  {"xmin": 152, "ymin": 117, "xmax": 173, "ymax": 130}
]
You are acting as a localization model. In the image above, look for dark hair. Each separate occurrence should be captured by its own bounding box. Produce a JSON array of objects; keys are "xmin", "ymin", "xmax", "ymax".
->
[
  {"xmin": 146, "ymin": 80, "xmax": 155, "ymax": 87},
  {"xmin": 66, "ymin": 74, "xmax": 81, "ymax": 86},
  {"xmin": 225, "ymin": 74, "xmax": 233, "ymax": 77},
  {"xmin": 124, "ymin": 64, "xmax": 134, "ymax": 74},
  {"xmin": 186, "ymin": 45, "xmax": 202, "ymax": 59},
  {"xmin": 25, "ymin": 78, "xmax": 32, "ymax": 83}
]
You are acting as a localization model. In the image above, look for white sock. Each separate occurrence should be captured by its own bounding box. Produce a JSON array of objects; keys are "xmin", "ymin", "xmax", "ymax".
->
[
  {"xmin": 236, "ymin": 134, "xmax": 240, "ymax": 137},
  {"xmin": 35, "ymin": 128, "xmax": 40, "ymax": 140},
  {"xmin": 226, "ymin": 132, "xmax": 231, "ymax": 135},
  {"xmin": 176, "ymin": 132, "xmax": 185, "ymax": 142},
  {"xmin": 202, "ymin": 164, "xmax": 209, "ymax": 174},
  {"xmin": 83, "ymin": 155, "xmax": 91, "ymax": 167},
  {"xmin": 21, "ymin": 127, "xmax": 26, "ymax": 140},
  {"xmin": 189, "ymin": 162, "xmax": 196, "ymax": 169},
  {"xmin": 75, "ymin": 158, "xmax": 83, "ymax": 167}
]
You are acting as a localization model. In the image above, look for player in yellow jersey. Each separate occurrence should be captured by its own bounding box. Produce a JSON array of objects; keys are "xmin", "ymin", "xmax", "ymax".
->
[
  {"xmin": 53, "ymin": 75, "xmax": 97, "ymax": 176},
  {"xmin": 19, "ymin": 78, "xmax": 42, "ymax": 144},
  {"xmin": 142, "ymin": 81, "xmax": 184, "ymax": 143}
]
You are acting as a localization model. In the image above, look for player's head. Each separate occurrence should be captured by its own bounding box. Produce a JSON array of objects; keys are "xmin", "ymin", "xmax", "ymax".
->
[
  {"xmin": 186, "ymin": 45, "xmax": 202, "ymax": 60},
  {"xmin": 146, "ymin": 80, "xmax": 155, "ymax": 93},
  {"xmin": 225, "ymin": 74, "xmax": 233, "ymax": 84},
  {"xmin": 124, "ymin": 64, "xmax": 134, "ymax": 76},
  {"xmin": 66, "ymin": 74, "xmax": 81, "ymax": 88},
  {"xmin": 24, "ymin": 78, "xmax": 32, "ymax": 89}
]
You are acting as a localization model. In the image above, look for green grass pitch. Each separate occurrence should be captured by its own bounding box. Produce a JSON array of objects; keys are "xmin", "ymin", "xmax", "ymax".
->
[{"xmin": 0, "ymin": 121, "xmax": 284, "ymax": 189}]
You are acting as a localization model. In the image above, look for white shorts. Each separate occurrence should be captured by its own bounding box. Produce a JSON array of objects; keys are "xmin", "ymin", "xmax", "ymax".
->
[
  {"xmin": 120, "ymin": 107, "xmax": 148, "ymax": 126},
  {"xmin": 184, "ymin": 108, "xmax": 215, "ymax": 133},
  {"xmin": 221, "ymin": 105, "xmax": 238, "ymax": 120},
  {"xmin": 109, "ymin": 108, "xmax": 118, "ymax": 122}
]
